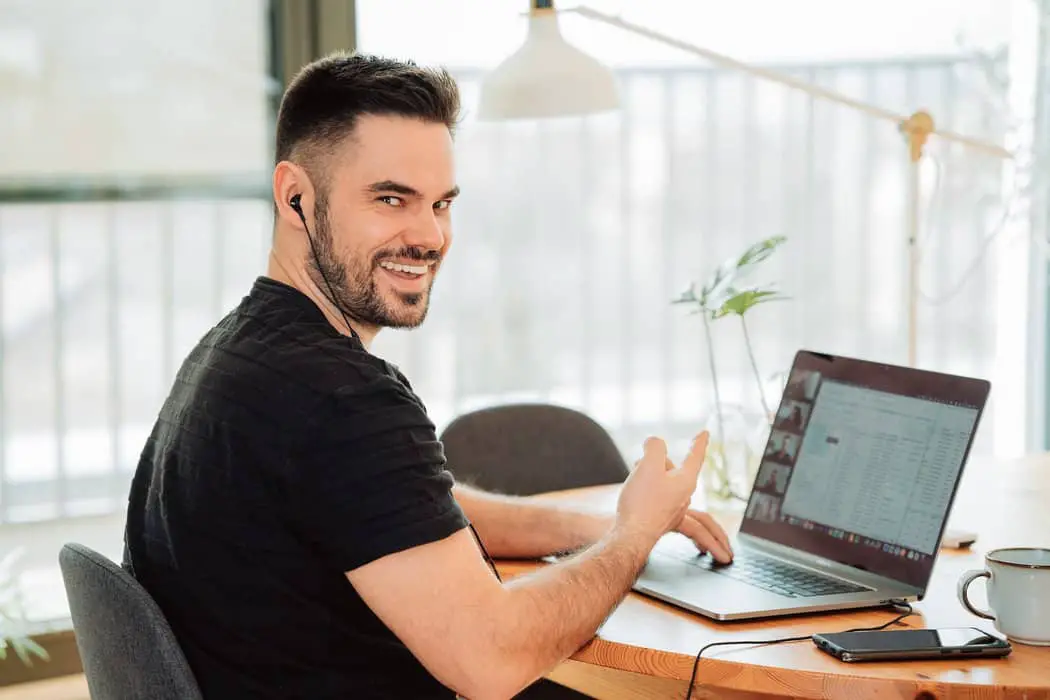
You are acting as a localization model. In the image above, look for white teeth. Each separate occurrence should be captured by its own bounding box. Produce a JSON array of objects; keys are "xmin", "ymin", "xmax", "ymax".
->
[{"xmin": 380, "ymin": 261, "xmax": 428, "ymax": 275}]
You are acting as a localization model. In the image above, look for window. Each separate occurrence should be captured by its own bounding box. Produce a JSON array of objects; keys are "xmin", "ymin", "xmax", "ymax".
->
[
  {"xmin": 0, "ymin": 0, "xmax": 274, "ymax": 523},
  {"xmin": 358, "ymin": 0, "xmax": 1028, "ymax": 465},
  {"xmin": 0, "ymin": 0, "xmax": 1039, "ymax": 527}
]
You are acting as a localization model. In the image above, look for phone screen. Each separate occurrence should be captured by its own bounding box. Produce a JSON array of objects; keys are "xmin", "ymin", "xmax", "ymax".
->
[{"xmin": 822, "ymin": 627, "xmax": 999, "ymax": 652}]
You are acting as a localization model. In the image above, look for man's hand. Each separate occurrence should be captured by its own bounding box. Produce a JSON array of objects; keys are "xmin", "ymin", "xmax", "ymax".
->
[
  {"xmin": 674, "ymin": 508, "xmax": 733, "ymax": 563},
  {"xmin": 616, "ymin": 431, "xmax": 734, "ymax": 563},
  {"xmin": 453, "ymin": 431, "xmax": 735, "ymax": 563},
  {"xmin": 615, "ymin": 433, "xmax": 708, "ymax": 547}
]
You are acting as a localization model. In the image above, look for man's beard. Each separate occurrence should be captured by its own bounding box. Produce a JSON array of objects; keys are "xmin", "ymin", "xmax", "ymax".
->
[{"xmin": 306, "ymin": 194, "xmax": 440, "ymax": 329}]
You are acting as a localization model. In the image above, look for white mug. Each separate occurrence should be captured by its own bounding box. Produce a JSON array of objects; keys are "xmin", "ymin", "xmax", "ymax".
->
[{"xmin": 957, "ymin": 547, "xmax": 1050, "ymax": 646}]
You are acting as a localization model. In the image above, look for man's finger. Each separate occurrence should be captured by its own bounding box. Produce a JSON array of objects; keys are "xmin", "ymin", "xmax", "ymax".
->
[
  {"xmin": 677, "ymin": 514, "xmax": 733, "ymax": 563},
  {"xmin": 642, "ymin": 436, "xmax": 668, "ymax": 464},
  {"xmin": 680, "ymin": 431, "xmax": 709, "ymax": 478},
  {"xmin": 687, "ymin": 509, "xmax": 734, "ymax": 557}
]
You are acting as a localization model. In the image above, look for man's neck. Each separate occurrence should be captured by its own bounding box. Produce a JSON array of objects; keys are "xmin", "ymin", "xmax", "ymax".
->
[{"xmin": 266, "ymin": 250, "xmax": 378, "ymax": 349}]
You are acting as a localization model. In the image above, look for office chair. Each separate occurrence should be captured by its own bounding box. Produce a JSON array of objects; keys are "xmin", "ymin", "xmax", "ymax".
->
[
  {"xmin": 440, "ymin": 403, "xmax": 629, "ymax": 496},
  {"xmin": 58, "ymin": 543, "xmax": 203, "ymax": 700},
  {"xmin": 441, "ymin": 403, "xmax": 621, "ymax": 699}
]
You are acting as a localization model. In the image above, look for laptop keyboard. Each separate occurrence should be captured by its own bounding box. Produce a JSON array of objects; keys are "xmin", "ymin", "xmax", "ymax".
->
[{"xmin": 659, "ymin": 543, "xmax": 871, "ymax": 598}]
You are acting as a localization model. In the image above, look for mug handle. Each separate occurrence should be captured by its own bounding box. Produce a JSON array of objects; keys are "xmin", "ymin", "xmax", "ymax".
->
[{"xmin": 957, "ymin": 569, "xmax": 995, "ymax": 620}]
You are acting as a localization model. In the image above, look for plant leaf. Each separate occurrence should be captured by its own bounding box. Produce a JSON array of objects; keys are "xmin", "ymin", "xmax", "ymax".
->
[
  {"xmin": 11, "ymin": 637, "xmax": 49, "ymax": 665},
  {"xmin": 735, "ymin": 235, "xmax": 787, "ymax": 267},
  {"xmin": 676, "ymin": 235, "xmax": 788, "ymax": 315},
  {"xmin": 713, "ymin": 288, "xmax": 789, "ymax": 318},
  {"xmin": 0, "ymin": 548, "xmax": 24, "ymax": 582},
  {"xmin": 670, "ymin": 283, "xmax": 699, "ymax": 305},
  {"xmin": 24, "ymin": 638, "xmax": 49, "ymax": 662},
  {"xmin": 13, "ymin": 639, "xmax": 31, "ymax": 666},
  {"xmin": 703, "ymin": 236, "xmax": 786, "ymax": 311},
  {"xmin": 701, "ymin": 265, "xmax": 740, "ymax": 313}
]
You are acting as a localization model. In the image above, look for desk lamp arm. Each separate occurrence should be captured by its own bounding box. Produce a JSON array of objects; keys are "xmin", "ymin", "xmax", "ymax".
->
[{"xmin": 565, "ymin": 4, "xmax": 1010, "ymax": 366}]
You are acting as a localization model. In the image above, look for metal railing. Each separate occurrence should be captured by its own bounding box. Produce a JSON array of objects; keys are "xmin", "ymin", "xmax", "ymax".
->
[{"xmin": 0, "ymin": 178, "xmax": 272, "ymax": 522}]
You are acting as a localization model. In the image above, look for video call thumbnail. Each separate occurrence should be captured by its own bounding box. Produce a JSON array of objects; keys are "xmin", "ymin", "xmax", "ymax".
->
[
  {"xmin": 746, "ymin": 492, "xmax": 781, "ymax": 523},
  {"xmin": 785, "ymin": 368, "xmax": 821, "ymax": 401},
  {"xmin": 755, "ymin": 460, "xmax": 791, "ymax": 495},
  {"xmin": 764, "ymin": 430, "xmax": 799, "ymax": 464},
  {"xmin": 775, "ymin": 399, "xmax": 810, "ymax": 432}
]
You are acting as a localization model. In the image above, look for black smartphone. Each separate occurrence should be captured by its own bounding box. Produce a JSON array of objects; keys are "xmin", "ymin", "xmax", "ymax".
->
[{"xmin": 812, "ymin": 627, "xmax": 1012, "ymax": 662}]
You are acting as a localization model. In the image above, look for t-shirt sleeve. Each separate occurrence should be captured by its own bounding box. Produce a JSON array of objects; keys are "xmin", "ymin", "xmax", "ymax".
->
[{"xmin": 286, "ymin": 368, "xmax": 468, "ymax": 573}]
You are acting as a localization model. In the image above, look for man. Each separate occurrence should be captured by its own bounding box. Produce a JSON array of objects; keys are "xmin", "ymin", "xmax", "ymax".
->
[{"xmin": 124, "ymin": 52, "xmax": 733, "ymax": 699}]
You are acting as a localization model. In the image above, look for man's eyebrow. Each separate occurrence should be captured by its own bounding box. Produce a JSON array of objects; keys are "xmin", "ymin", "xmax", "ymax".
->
[
  {"xmin": 367, "ymin": 180, "xmax": 460, "ymax": 200},
  {"xmin": 367, "ymin": 180, "xmax": 420, "ymax": 197}
]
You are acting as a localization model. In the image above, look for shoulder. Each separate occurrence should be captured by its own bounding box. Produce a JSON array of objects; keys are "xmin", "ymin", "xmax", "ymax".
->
[
  {"xmin": 286, "ymin": 336, "xmax": 428, "ymax": 430},
  {"xmin": 278, "ymin": 347, "xmax": 464, "ymax": 573},
  {"xmin": 202, "ymin": 278, "xmax": 422, "ymax": 427},
  {"xmin": 304, "ymin": 351, "xmax": 437, "ymax": 463}
]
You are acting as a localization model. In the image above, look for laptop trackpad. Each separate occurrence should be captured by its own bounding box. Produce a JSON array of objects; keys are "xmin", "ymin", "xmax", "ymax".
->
[{"xmin": 635, "ymin": 553, "xmax": 785, "ymax": 615}]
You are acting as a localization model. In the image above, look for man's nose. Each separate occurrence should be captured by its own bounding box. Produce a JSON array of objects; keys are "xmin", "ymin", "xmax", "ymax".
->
[{"xmin": 403, "ymin": 208, "xmax": 446, "ymax": 252}]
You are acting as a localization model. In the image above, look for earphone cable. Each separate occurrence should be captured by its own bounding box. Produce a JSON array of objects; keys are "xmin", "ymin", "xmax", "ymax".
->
[
  {"xmin": 292, "ymin": 199, "xmax": 361, "ymax": 343},
  {"xmin": 291, "ymin": 198, "xmax": 502, "ymax": 583}
]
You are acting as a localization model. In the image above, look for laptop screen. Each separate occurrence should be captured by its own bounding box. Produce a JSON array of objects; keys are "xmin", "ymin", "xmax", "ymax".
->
[{"xmin": 739, "ymin": 350, "xmax": 990, "ymax": 589}]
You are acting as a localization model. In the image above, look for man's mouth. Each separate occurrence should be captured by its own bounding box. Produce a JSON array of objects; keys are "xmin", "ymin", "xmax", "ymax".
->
[
  {"xmin": 377, "ymin": 259, "xmax": 437, "ymax": 285},
  {"xmin": 379, "ymin": 260, "xmax": 430, "ymax": 276}
]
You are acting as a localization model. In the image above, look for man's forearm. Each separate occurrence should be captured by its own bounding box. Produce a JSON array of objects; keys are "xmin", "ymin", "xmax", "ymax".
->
[
  {"xmin": 453, "ymin": 484, "xmax": 612, "ymax": 559},
  {"xmin": 489, "ymin": 525, "xmax": 655, "ymax": 696}
]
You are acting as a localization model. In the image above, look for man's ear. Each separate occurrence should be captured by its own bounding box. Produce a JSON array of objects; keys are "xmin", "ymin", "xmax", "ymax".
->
[{"xmin": 273, "ymin": 161, "xmax": 314, "ymax": 229}]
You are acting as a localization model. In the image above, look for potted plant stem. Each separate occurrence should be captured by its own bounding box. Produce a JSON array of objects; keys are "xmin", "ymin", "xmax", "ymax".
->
[{"xmin": 672, "ymin": 236, "xmax": 788, "ymax": 503}]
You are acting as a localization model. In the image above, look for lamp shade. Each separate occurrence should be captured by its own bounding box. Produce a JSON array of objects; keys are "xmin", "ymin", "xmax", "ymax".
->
[{"xmin": 477, "ymin": 7, "xmax": 620, "ymax": 120}]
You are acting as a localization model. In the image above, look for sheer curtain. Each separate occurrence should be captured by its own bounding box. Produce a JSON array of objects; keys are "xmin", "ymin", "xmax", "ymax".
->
[
  {"xmin": 360, "ymin": 0, "xmax": 1022, "ymax": 463},
  {"xmin": 0, "ymin": 0, "xmax": 273, "ymax": 523},
  {"xmin": 0, "ymin": 0, "xmax": 1031, "ymax": 527}
]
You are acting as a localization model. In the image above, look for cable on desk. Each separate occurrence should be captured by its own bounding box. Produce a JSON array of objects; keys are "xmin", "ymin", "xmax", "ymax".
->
[{"xmin": 683, "ymin": 601, "xmax": 914, "ymax": 699}]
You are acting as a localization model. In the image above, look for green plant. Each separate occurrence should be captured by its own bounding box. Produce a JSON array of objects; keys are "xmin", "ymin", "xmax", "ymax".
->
[
  {"xmin": 0, "ymin": 548, "xmax": 49, "ymax": 666},
  {"xmin": 672, "ymin": 235, "xmax": 789, "ymax": 501}
]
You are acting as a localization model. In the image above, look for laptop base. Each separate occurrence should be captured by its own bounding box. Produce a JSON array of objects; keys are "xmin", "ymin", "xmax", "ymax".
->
[{"xmin": 633, "ymin": 539, "xmax": 918, "ymax": 622}]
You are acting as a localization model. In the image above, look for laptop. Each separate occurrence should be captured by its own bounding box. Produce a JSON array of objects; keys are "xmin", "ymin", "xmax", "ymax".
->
[{"xmin": 632, "ymin": 349, "xmax": 991, "ymax": 621}]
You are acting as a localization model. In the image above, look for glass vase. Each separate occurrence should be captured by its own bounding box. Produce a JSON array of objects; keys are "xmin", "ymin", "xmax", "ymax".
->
[{"xmin": 700, "ymin": 403, "xmax": 771, "ymax": 510}]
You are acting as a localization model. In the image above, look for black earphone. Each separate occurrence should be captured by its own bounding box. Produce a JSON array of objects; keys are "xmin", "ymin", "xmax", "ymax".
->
[{"xmin": 288, "ymin": 193, "xmax": 360, "ymax": 342}]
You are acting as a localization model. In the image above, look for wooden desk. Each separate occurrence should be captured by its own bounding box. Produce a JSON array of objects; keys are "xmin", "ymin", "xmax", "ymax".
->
[{"xmin": 501, "ymin": 453, "xmax": 1050, "ymax": 699}]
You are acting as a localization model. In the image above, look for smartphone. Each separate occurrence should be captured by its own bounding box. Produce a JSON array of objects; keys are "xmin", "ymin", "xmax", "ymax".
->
[{"xmin": 812, "ymin": 627, "xmax": 1012, "ymax": 662}]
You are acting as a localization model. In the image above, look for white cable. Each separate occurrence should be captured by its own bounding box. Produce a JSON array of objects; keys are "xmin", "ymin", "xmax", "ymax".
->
[
  {"xmin": 921, "ymin": 152, "xmax": 946, "ymax": 246},
  {"xmin": 918, "ymin": 182, "xmax": 1022, "ymax": 305}
]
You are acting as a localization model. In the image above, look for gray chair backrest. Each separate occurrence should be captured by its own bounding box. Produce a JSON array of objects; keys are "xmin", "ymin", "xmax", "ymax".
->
[
  {"xmin": 439, "ymin": 403, "xmax": 629, "ymax": 495},
  {"xmin": 58, "ymin": 542, "xmax": 203, "ymax": 700}
]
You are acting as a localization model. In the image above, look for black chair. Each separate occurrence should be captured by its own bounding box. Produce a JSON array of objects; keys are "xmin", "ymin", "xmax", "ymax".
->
[
  {"xmin": 58, "ymin": 543, "xmax": 203, "ymax": 700},
  {"xmin": 442, "ymin": 404, "xmax": 620, "ymax": 699},
  {"xmin": 440, "ymin": 403, "xmax": 629, "ymax": 496}
]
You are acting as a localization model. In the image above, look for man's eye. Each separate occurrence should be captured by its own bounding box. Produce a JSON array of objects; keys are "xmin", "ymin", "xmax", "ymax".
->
[
  {"xmin": 434, "ymin": 200, "xmax": 452, "ymax": 211},
  {"xmin": 379, "ymin": 196, "xmax": 403, "ymax": 207}
]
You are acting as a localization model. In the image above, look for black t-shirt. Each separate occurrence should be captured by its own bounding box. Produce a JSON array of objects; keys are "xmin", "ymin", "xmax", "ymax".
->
[{"xmin": 123, "ymin": 276, "xmax": 468, "ymax": 699}]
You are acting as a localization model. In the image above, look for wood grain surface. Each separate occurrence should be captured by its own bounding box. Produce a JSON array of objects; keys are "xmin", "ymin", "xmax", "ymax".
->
[{"xmin": 509, "ymin": 453, "xmax": 1050, "ymax": 699}]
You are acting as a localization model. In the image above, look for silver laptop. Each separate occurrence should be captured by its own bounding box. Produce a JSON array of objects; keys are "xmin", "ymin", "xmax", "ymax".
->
[{"xmin": 633, "ymin": 350, "xmax": 991, "ymax": 621}]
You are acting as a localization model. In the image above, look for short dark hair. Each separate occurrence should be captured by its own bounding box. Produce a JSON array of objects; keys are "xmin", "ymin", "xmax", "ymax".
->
[{"xmin": 275, "ymin": 52, "xmax": 461, "ymax": 180}]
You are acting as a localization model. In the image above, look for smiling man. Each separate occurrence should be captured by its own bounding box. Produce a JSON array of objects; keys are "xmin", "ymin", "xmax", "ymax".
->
[{"xmin": 123, "ymin": 52, "xmax": 732, "ymax": 699}]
